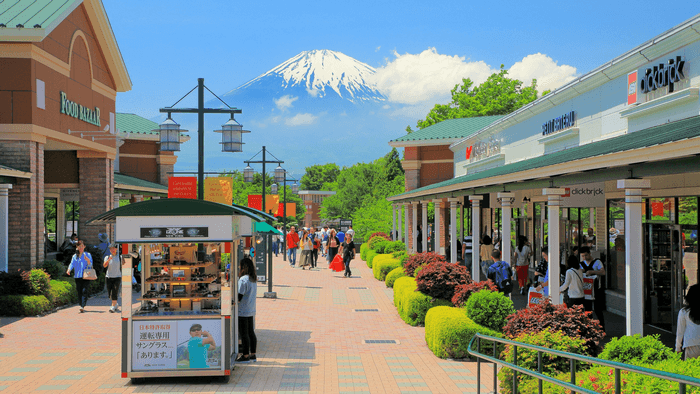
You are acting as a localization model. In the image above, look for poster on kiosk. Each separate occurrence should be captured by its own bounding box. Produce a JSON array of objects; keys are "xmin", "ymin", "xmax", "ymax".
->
[{"xmin": 87, "ymin": 198, "xmax": 267, "ymax": 380}]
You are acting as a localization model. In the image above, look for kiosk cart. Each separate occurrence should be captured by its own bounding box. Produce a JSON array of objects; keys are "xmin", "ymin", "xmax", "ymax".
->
[{"xmin": 87, "ymin": 199, "xmax": 270, "ymax": 380}]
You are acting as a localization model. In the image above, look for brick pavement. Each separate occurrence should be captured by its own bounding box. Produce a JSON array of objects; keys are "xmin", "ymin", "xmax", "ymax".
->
[{"xmin": 0, "ymin": 254, "xmax": 495, "ymax": 393}]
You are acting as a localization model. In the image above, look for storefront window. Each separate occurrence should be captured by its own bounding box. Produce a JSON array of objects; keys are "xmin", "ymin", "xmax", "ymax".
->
[
  {"xmin": 680, "ymin": 197, "xmax": 698, "ymax": 290},
  {"xmin": 608, "ymin": 199, "xmax": 625, "ymax": 291},
  {"xmin": 646, "ymin": 197, "xmax": 676, "ymax": 223},
  {"xmin": 65, "ymin": 201, "xmax": 79, "ymax": 238}
]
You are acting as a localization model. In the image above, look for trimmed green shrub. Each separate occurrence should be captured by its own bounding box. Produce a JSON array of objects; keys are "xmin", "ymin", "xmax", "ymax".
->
[
  {"xmin": 385, "ymin": 267, "xmax": 406, "ymax": 288},
  {"xmin": 366, "ymin": 250, "xmax": 378, "ymax": 268},
  {"xmin": 416, "ymin": 261, "xmax": 471, "ymax": 300},
  {"xmin": 373, "ymin": 257, "xmax": 401, "ymax": 281},
  {"xmin": 27, "ymin": 269, "xmax": 51, "ymax": 296},
  {"xmin": 0, "ymin": 294, "xmax": 51, "ymax": 316},
  {"xmin": 503, "ymin": 298, "xmax": 605, "ymax": 356},
  {"xmin": 40, "ymin": 260, "xmax": 65, "ymax": 281},
  {"xmin": 48, "ymin": 279, "xmax": 77, "ymax": 306},
  {"xmin": 598, "ymin": 334, "xmax": 678, "ymax": 365},
  {"xmin": 360, "ymin": 243, "xmax": 369, "ymax": 261},
  {"xmin": 403, "ymin": 252, "xmax": 445, "ymax": 277},
  {"xmin": 0, "ymin": 270, "xmax": 31, "ymax": 296},
  {"xmin": 464, "ymin": 289, "xmax": 514, "ymax": 331},
  {"xmin": 373, "ymin": 240, "xmax": 391, "ymax": 253},
  {"xmin": 452, "ymin": 280, "xmax": 499, "ymax": 307},
  {"xmin": 368, "ymin": 235, "xmax": 390, "ymax": 250},
  {"xmin": 425, "ymin": 306, "xmax": 503, "ymax": 359},
  {"xmin": 393, "ymin": 276, "xmax": 452, "ymax": 326},
  {"xmin": 499, "ymin": 329, "xmax": 588, "ymax": 394},
  {"xmin": 387, "ymin": 241, "xmax": 406, "ymax": 253}
]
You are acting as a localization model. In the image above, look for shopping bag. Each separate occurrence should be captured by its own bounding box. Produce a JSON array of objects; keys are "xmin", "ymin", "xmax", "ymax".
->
[
  {"xmin": 83, "ymin": 267, "xmax": 97, "ymax": 280},
  {"xmin": 329, "ymin": 254, "xmax": 345, "ymax": 272},
  {"xmin": 527, "ymin": 287, "xmax": 544, "ymax": 308},
  {"xmin": 582, "ymin": 277, "xmax": 594, "ymax": 296}
]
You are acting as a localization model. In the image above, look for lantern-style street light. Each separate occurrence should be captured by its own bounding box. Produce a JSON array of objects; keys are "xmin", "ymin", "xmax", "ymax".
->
[
  {"xmin": 276, "ymin": 168, "xmax": 298, "ymax": 261},
  {"xmin": 155, "ymin": 116, "xmax": 186, "ymax": 152},
  {"xmin": 214, "ymin": 115, "xmax": 249, "ymax": 153}
]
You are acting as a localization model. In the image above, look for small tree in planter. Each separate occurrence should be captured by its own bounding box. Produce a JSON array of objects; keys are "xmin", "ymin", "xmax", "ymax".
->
[
  {"xmin": 415, "ymin": 261, "xmax": 471, "ymax": 300},
  {"xmin": 403, "ymin": 252, "xmax": 445, "ymax": 277}
]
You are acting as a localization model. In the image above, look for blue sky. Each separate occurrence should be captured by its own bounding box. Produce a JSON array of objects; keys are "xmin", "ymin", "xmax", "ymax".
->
[{"xmin": 103, "ymin": 1, "xmax": 698, "ymax": 172}]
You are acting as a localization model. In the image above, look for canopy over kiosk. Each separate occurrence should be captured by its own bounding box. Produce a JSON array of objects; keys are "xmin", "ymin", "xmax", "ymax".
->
[{"xmin": 88, "ymin": 198, "xmax": 268, "ymax": 380}]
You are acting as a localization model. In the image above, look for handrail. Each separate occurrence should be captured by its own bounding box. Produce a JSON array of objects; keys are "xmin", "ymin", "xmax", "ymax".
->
[{"xmin": 467, "ymin": 333, "xmax": 700, "ymax": 394}]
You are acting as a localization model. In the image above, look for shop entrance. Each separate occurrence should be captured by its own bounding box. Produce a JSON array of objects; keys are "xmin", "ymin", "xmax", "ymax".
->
[{"xmin": 644, "ymin": 223, "xmax": 684, "ymax": 332}]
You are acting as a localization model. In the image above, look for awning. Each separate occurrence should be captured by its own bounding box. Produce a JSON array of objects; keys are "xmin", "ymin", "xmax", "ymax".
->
[
  {"xmin": 254, "ymin": 222, "xmax": 282, "ymax": 235},
  {"xmin": 114, "ymin": 173, "xmax": 168, "ymax": 196},
  {"xmin": 87, "ymin": 198, "xmax": 264, "ymax": 225}
]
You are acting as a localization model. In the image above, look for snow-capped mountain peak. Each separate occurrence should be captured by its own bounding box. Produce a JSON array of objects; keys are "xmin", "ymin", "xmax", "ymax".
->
[{"xmin": 227, "ymin": 49, "xmax": 385, "ymax": 102}]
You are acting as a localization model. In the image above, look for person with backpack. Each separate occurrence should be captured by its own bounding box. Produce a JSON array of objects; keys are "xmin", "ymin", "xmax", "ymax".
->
[
  {"xmin": 487, "ymin": 249, "xmax": 513, "ymax": 296},
  {"xmin": 560, "ymin": 255, "xmax": 585, "ymax": 309},
  {"xmin": 579, "ymin": 246, "xmax": 606, "ymax": 330}
]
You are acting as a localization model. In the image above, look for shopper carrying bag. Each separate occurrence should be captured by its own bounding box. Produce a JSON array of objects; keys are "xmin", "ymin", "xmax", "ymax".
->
[{"xmin": 66, "ymin": 239, "xmax": 94, "ymax": 313}]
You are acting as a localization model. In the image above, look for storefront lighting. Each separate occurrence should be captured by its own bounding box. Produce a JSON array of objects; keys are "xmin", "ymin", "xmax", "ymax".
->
[
  {"xmin": 243, "ymin": 165, "xmax": 254, "ymax": 183},
  {"xmin": 255, "ymin": 235, "xmax": 264, "ymax": 244},
  {"xmin": 271, "ymin": 183, "xmax": 278, "ymax": 194},
  {"xmin": 214, "ymin": 115, "xmax": 249, "ymax": 153},
  {"xmin": 154, "ymin": 116, "xmax": 185, "ymax": 152}
]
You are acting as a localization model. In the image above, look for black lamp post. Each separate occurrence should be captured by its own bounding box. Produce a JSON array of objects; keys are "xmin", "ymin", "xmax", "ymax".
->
[{"xmin": 278, "ymin": 170, "xmax": 298, "ymax": 262}]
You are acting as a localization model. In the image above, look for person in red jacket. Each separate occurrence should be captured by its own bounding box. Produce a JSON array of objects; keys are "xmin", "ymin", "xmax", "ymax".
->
[{"xmin": 286, "ymin": 225, "xmax": 300, "ymax": 266}]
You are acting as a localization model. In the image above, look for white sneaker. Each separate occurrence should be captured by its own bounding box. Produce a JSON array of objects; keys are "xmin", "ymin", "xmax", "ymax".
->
[
  {"xmin": 109, "ymin": 306, "xmax": 115, "ymax": 313},
  {"xmin": 79, "ymin": 307, "xmax": 84, "ymax": 313}
]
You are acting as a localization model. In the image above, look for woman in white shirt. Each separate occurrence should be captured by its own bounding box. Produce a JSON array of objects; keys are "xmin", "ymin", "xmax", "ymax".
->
[
  {"xmin": 560, "ymin": 255, "xmax": 585, "ymax": 310},
  {"xmin": 677, "ymin": 284, "xmax": 700, "ymax": 360}
]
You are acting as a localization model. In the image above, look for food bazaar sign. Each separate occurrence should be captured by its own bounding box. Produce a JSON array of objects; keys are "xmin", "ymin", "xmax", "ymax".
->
[{"xmin": 60, "ymin": 92, "xmax": 101, "ymax": 126}]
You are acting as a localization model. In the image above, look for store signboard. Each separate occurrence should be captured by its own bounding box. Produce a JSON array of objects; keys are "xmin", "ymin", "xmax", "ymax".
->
[
  {"xmin": 255, "ymin": 237, "xmax": 266, "ymax": 282},
  {"xmin": 140, "ymin": 227, "xmax": 209, "ymax": 239},
  {"xmin": 204, "ymin": 177, "xmax": 233, "ymax": 205},
  {"xmin": 561, "ymin": 182, "xmax": 605, "ymax": 208},
  {"xmin": 627, "ymin": 71, "xmax": 638, "ymax": 105},
  {"xmin": 60, "ymin": 91, "xmax": 101, "ymax": 126},
  {"xmin": 60, "ymin": 188, "xmax": 80, "ymax": 202},
  {"xmin": 169, "ymin": 177, "xmax": 197, "ymax": 199},
  {"xmin": 340, "ymin": 219, "xmax": 352, "ymax": 233},
  {"xmin": 132, "ymin": 319, "xmax": 222, "ymax": 371},
  {"xmin": 639, "ymin": 56, "xmax": 685, "ymax": 94}
]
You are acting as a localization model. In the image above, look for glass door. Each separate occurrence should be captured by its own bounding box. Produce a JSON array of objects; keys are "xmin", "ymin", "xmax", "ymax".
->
[{"xmin": 645, "ymin": 223, "xmax": 682, "ymax": 332}]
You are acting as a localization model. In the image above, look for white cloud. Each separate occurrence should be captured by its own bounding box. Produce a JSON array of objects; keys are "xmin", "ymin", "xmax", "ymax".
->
[
  {"xmin": 306, "ymin": 88, "xmax": 320, "ymax": 97},
  {"xmin": 372, "ymin": 48, "xmax": 577, "ymax": 105},
  {"xmin": 373, "ymin": 48, "xmax": 494, "ymax": 105},
  {"xmin": 382, "ymin": 104, "xmax": 390, "ymax": 109},
  {"xmin": 285, "ymin": 113, "xmax": 318, "ymax": 126},
  {"xmin": 508, "ymin": 53, "xmax": 578, "ymax": 93},
  {"xmin": 273, "ymin": 95, "xmax": 298, "ymax": 111},
  {"xmin": 375, "ymin": 46, "xmax": 381, "ymax": 52}
]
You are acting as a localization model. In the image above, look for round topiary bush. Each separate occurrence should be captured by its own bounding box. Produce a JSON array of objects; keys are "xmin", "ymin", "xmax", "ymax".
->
[
  {"xmin": 415, "ymin": 261, "xmax": 471, "ymax": 300},
  {"xmin": 385, "ymin": 266, "xmax": 406, "ymax": 288},
  {"xmin": 40, "ymin": 260, "xmax": 65, "ymax": 281},
  {"xmin": 451, "ymin": 280, "xmax": 499, "ymax": 308},
  {"xmin": 464, "ymin": 289, "xmax": 514, "ymax": 331},
  {"xmin": 403, "ymin": 252, "xmax": 445, "ymax": 277},
  {"xmin": 368, "ymin": 235, "xmax": 391, "ymax": 250},
  {"xmin": 598, "ymin": 334, "xmax": 678, "ymax": 365},
  {"xmin": 27, "ymin": 269, "xmax": 51, "ymax": 296}
]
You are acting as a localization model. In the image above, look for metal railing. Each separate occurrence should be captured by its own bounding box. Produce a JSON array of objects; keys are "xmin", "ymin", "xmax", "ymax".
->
[{"xmin": 468, "ymin": 333, "xmax": 700, "ymax": 394}]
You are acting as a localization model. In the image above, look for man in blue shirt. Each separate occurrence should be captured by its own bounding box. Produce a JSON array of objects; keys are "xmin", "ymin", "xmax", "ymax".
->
[
  {"xmin": 187, "ymin": 324, "xmax": 216, "ymax": 368},
  {"xmin": 337, "ymin": 230, "xmax": 345, "ymax": 243}
]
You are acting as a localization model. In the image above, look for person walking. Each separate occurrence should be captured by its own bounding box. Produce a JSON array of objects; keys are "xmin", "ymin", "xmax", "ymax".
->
[
  {"xmin": 327, "ymin": 229, "xmax": 340, "ymax": 265},
  {"xmin": 337, "ymin": 229, "xmax": 345, "ymax": 244},
  {"xmin": 479, "ymin": 235, "xmax": 494, "ymax": 281},
  {"xmin": 580, "ymin": 246, "xmax": 606, "ymax": 330},
  {"xmin": 340, "ymin": 233, "xmax": 355, "ymax": 277},
  {"xmin": 299, "ymin": 228, "xmax": 313, "ymax": 270},
  {"xmin": 104, "ymin": 243, "xmax": 124, "ymax": 313},
  {"xmin": 462, "ymin": 234, "xmax": 473, "ymax": 268},
  {"xmin": 310, "ymin": 227, "xmax": 320, "ymax": 268},
  {"xmin": 677, "ymin": 284, "xmax": 700, "ymax": 360},
  {"xmin": 66, "ymin": 239, "xmax": 93, "ymax": 313},
  {"xmin": 236, "ymin": 257, "xmax": 258, "ymax": 363},
  {"xmin": 272, "ymin": 227, "xmax": 279, "ymax": 257},
  {"xmin": 487, "ymin": 249, "xmax": 513, "ymax": 297},
  {"xmin": 346, "ymin": 226, "xmax": 355, "ymax": 240},
  {"xmin": 322, "ymin": 226, "xmax": 329, "ymax": 258},
  {"xmin": 560, "ymin": 255, "xmax": 585, "ymax": 309},
  {"xmin": 534, "ymin": 245, "xmax": 549, "ymax": 284},
  {"xmin": 513, "ymin": 236, "xmax": 532, "ymax": 295},
  {"xmin": 417, "ymin": 225, "xmax": 423, "ymax": 253},
  {"xmin": 286, "ymin": 225, "xmax": 299, "ymax": 266}
]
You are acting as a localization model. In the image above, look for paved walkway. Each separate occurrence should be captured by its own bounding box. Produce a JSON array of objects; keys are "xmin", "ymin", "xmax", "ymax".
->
[{"xmin": 0, "ymin": 253, "xmax": 494, "ymax": 393}]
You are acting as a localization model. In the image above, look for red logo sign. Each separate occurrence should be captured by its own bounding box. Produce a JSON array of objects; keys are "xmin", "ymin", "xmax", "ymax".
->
[
  {"xmin": 466, "ymin": 146, "xmax": 473, "ymax": 160},
  {"xmin": 627, "ymin": 71, "xmax": 637, "ymax": 105},
  {"xmin": 168, "ymin": 177, "xmax": 197, "ymax": 199}
]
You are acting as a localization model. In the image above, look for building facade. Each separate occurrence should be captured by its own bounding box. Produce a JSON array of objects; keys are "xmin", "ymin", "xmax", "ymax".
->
[
  {"xmin": 298, "ymin": 190, "xmax": 336, "ymax": 229},
  {"xmin": 388, "ymin": 15, "xmax": 700, "ymax": 338}
]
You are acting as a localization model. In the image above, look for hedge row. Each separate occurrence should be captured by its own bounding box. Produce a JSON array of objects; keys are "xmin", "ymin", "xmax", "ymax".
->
[
  {"xmin": 372, "ymin": 255, "xmax": 401, "ymax": 281},
  {"xmin": 425, "ymin": 306, "xmax": 503, "ymax": 359},
  {"xmin": 366, "ymin": 250, "xmax": 378, "ymax": 268},
  {"xmin": 393, "ymin": 276, "xmax": 452, "ymax": 326},
  {"xmin": 385, "ymin": 267, "xmax": 406, "ymax": 288},
  {"xmin": 360, "ymin": 243, "xmax": 369, "ymax": 261},
  {"xmin": 0, "ymin": 278, "xmax": 77, "ymax": 316}
]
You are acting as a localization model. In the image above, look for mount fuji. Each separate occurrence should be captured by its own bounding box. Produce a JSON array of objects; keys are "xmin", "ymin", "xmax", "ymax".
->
[{"xmin": 172, "ymin": 50, "xmax": 408, "ymax": 176}]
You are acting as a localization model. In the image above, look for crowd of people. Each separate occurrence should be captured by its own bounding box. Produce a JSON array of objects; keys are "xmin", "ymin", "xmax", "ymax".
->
[{"xmin": 275, "ymin": 225, "xmax": 357, "ymax": 277}]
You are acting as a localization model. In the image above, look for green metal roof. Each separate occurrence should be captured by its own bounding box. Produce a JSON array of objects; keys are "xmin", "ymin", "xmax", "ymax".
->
[
  {"xmin": 390, "ymin": 115, "xmax": 700, "ymax": 200},
  {"xmin": 390, "ymin": 116, "xmax": 504, "ymax": 144},
  {"xmin": 116, "ymin": 113, "xmax": 160, "ymax": 135},
  {"xmin": 114, "ymin": 172, "xmax": 168, "ymax": 192},
  {"xmin": 0, "ymin": 0, "xmax": 79, "ymax": 29},
  {"xmin": 254, "ymin": 221, "xmax": 282, "ymax": 235},
  {"xmin": 86, "ymin": 198, "xmax": 264, "ymax": 225}
]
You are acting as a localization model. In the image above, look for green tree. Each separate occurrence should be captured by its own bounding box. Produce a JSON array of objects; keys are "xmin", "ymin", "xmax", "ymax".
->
[
  {"xmin": 414, "ymin": 65, "xmax": 545, "ymax": 130},
  {"xmin": 300, "ymin": 163, "xmax": 340, "ymax": 191},
  {"xmin": 384, "ymin": 147, "xmax": 404, "ymax": 183}
]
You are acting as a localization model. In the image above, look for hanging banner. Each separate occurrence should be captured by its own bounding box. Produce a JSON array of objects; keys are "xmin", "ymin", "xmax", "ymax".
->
[
  {"xmin": 204, "ymin": 177, "xmax": 233, "ymax": 205},
  {"xmin": 652, "ymin": 201, "xmax": 665, "ymax": 217},
  {"xmin": 168, "ymin": 177, "xmax": 197, "ymax": 199},
  {"xmin": 248, "ymin": 195, "xmax": 262, "ymax": 211},
  {"xmin": 266, "ymin": 195, "xmax": 280, "ymax": 216},
  {"xmin": 248, "ymin": 195, "xmax": 283, "ymax": 215},
  {"xmin": 275, "ymin": 203, "xmax": 296, "ymax": 218}
]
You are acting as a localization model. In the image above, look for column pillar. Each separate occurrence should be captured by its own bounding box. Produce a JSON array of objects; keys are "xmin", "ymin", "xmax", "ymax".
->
[
  {"xmin": 404, "ymin": 203, "xmax": 409, "ymax": 248},
  {"xmin": 448, "ymin": 198, "xmax": 459, "ymax": 264},
  {"xmin": 131, "ymin": 195, "xmax": 144, "ymax": 203},
  {"xmin": 469, "ymin": 195, "xmax": 483, "ymax": 279},
  {"xmin": 412, "ymin": 202, "xmax": 419, "ymax": 253},
  {"xmin": 498, "ymin": 193, "xmax": 515, "ymax": 266},
  {"xmin": 392, "ymin": 204, "xmax": 397, "ymax": 241},
  {"xmin": 544, "ymin": 188, "xmax": 566, "ymax": 305},
  {"xmin": 421, "ymin": 201, "xmax": 429, "ymax": 253},
  {"xmin": 433, "ymin": 199, "xmax": 443, "ymax": 255},
  {"xmin": 618, "ymin": 179, "xmax": 651, "ymax": 336},
  {"xmin": 0, "ymin": 184, "xmax": 12, "ymax": 273},
  {"xmin": 114, "ymin": 193, "xmax": 121, "ymax": 210},
  {"xmin": 397, "ymin": 204, "xmax": 403, "ymax": 243},
  {"xmin": 460, "ymin": 203, "xmax": 465, "ymax": 245}
]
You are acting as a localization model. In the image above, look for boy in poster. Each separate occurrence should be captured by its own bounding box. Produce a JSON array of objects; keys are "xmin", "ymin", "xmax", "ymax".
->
[{"xmin": 187, "ymin": 324, "xmax": 216, "ymax": 368}]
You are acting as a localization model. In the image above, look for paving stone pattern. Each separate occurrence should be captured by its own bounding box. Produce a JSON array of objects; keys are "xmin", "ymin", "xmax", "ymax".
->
[{"xmin": 0, "ymin": 254, "xmax": 496, "ymax": 393}]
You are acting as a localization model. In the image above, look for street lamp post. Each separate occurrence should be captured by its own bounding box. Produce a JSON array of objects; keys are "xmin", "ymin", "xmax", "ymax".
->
[{"xmin": 280, "ymin": 171, "xmax": 299, "ymax": 262}]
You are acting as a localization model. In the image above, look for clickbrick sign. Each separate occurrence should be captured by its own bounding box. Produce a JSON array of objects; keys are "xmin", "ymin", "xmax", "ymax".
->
[{"xmin": 639, "ymin": 56, "xmax": 685, "ymax": 94}]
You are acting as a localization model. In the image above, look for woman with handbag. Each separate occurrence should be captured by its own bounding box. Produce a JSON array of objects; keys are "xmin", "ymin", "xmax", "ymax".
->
[{"xmin": 66, "ymin": 239, "xmax": 94, "ymax": 313}]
